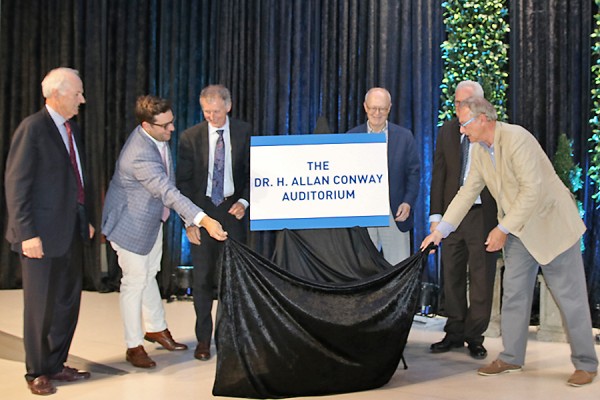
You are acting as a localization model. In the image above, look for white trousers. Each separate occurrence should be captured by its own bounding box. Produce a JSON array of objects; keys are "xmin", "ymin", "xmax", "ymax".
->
[
  {"xmin": 367, "ymin": 212, "xmax": 410, "ymax": 266},
  {"xmin": 111, "ymin": 225, "xmax": 167, "ymax": 348}
]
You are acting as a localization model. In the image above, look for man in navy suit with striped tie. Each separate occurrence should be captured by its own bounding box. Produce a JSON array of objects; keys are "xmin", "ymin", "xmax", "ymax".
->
[
  {"xmin": 177, "ymin": 85, "xmax": 252, "ymax": 361},
  {"xmin": 5, "ymin": 67, "xmax": 95, "ymax": 396},
  {"xmin": 102, "ymin": 95, "xmax": 227, "ymax": 368}
]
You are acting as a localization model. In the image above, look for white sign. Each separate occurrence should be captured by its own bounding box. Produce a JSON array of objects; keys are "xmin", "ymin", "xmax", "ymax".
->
[{"xmin": 250, "ymin": 133, "xmax": 389, "ymax": 230}]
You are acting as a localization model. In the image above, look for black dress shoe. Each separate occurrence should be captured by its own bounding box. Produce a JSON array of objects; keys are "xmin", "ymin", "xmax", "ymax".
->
[
  {"xmin": 430, "ymin": 337, "xmax": 464, "ymax": 353},
  {"xmin": 467, "ymin": 343, "xmax": 487, "ymax": 359}
]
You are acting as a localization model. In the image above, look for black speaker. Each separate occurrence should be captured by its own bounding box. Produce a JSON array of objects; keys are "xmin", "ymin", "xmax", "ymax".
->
[
  {"xmin": 417, "ymin": 282, "xmax": 439, "ymax": 316},
  {"xmin": 173, "ymin": 265, "xmax": 194, "ymax": 301}
]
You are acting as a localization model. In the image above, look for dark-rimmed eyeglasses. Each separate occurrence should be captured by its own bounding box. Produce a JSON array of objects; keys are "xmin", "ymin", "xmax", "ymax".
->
[
  {"xmin": 366, "ymin": 106, "xmax": 390, "ymax": 114},
  {"xmin": 150, "ymin": 119, "xmax": 175, "ymax": 129}
]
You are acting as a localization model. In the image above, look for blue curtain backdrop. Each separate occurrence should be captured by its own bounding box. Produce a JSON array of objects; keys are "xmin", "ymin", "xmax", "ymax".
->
[{"xmin": 0, "ymin": 0, "xmax": 598, "ymax": 323}]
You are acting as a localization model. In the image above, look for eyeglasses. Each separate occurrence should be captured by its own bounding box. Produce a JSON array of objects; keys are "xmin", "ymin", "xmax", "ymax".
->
[
  {"xmin": 459, "ymin": 117, "xmax": 476, "ymax": 128},
  {"xmin": 150, "ymin": 119, "xmax": 175, "ymax": 129},
  {"xmin": 366, "ymin": 106, "xmax": 390, "ymax": 114}
]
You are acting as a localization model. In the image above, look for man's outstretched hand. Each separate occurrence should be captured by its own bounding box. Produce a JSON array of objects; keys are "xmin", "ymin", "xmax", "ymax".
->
[
  {"xmin": 200, "ymin": 216, "xmax": 228, "ymax": 241},
  {"xmin": 420, "ymin": 230, "xmax": 443, "ymax": 254}
]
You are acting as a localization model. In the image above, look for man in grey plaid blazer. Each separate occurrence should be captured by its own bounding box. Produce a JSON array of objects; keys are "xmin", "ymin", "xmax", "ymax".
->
[{"xmin": 102, "ymin": 95, "xmax": 227, "ymax": 368}]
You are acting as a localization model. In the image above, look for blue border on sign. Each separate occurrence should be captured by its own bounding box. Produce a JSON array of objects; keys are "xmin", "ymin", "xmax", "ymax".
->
[
  {"xmin": 251, "ymin": 133, "xmax": 385, "ymax": 146},
  {"xmin": 250, "ymin": 215, "xmax": 389, "ymax": 231}
]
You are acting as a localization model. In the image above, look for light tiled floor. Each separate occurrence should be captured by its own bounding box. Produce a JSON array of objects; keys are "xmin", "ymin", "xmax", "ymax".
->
[{"xmin": 1, "ymin": 289, "xmax": 599, "ymax": 399}]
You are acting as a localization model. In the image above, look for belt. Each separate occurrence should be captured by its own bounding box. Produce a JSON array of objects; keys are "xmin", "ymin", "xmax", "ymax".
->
[{"xmin": 206, "ymin": 195, "xmax": 230, "ymax": 202}]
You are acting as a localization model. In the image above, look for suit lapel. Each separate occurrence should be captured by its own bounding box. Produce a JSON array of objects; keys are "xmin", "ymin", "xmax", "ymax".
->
[
  {"xmin": 41, "ymin": 109, "xmax": 71, "ymax": 162},
  {"xmin": 449, "ymin": 122, "xmax": 462, "ymax": 171},
  {"xmin": 70, "ymin": 121, "xmax": 88, "ymax": 173},
  {"xmin": 200, "ymin": 122, "xmax": 210, "ymax": 173},
  {"xmin": 492, "ymin": 123, "xmax": 504, "ymax": 218},
  {"xmin": 135, "ymin": 125, "xmax": 165, "ymax": 165},
  {"xmin": 386, "ymin": 125, "xmax": 397, "ymax": 173},
  {"xmin": 229, "ymin": 119, "xmax": 238, "ymax": 171}
]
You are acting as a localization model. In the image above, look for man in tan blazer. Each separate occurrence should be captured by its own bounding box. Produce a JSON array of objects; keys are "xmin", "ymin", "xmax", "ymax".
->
[{"xmin": 421, "ymin": 97, "xmax": 598, "ymax": 387}]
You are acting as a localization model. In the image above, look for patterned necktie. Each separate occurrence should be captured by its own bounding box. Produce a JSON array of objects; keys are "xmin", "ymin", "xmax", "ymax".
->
[
  {"xmin": 159, "ymin": 144, "xmax": 171, "ymax": 222},
  {"xmin": 65, "ymin": 121, "xmax": 85, "ymax": 204},
  {"xmin": 211, "ymin": 129, "xmax": 225, "ymax": 206},
  {"xmin": 459, "ymin": 134, "xmax": 470, "ymax": 186}
]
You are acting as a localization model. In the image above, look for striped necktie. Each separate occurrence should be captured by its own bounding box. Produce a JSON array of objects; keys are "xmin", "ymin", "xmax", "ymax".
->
[
  {"xmin": 459, "ymin": 135, "xmax": 470, "ymax": 185},
  {"xmin": 64, "ymin": 121, "xmax": 85, "ymax": 204},
  {"xmin": 211, "ymin": 129, "xmax": 225, "ymax": 206}
]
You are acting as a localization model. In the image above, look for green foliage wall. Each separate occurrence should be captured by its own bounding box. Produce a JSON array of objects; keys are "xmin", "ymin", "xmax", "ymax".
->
[
  {"xmin": 589, "ymin": 0, "xmax": 600, "ymax": 200},
  {"xmin": 553, "ymin": 133, "xmax": 584, "ymax": 218},
  {"xmin": 554, "ymin": 134, "xmax": 584, "ymax": 194},
  {"xmin": 439, "ymin": 0, "xmax": 509, "ymax": 124}
]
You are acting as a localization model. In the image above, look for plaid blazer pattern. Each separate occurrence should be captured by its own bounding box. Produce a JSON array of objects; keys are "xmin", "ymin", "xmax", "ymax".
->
[{"xmin": 102, "ymin": 126, "xmax": 201, "ymax": 255}]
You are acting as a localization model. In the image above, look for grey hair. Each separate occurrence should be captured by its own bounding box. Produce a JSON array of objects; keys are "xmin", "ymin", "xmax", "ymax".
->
[
  {"xmin": 41, "ymin": 67, "xmax": 80, "ymax": 98},
  {"xmin": 364, "ymin": 87, "xmax": 392, "ymax": 103},
  {"xmin": 459, "ymin": 97, "xmax": 498, "ymax": 121},
  {"xmin": 200, "ymin": 84, "xmax": 232, "ymax": 106},
  {"xmin": 455, "ymin": 80, "xmax": 484, "ymax": 98}
]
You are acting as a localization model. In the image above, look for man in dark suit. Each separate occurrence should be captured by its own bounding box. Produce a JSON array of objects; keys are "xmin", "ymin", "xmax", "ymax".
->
[
  {"xmin": 347, "ymin": 87, "xmax": 420, "ymax": 265},
  {"xmin": 177, "ymin": 84, "xmax": 252, "ymax": 361},
  {"xmin": 102, "ymin": 95, "xmax": 227, "ymax": 368},
  {"xmin": 428, "ymin": 81, "xmax": 498, "ymax": 360},
  {"xmin": 5, "ymin": 67, "xmax": 94, "ymax": 395}
]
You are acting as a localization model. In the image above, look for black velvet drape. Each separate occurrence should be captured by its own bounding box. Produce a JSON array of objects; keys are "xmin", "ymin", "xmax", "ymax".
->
[
  {"xmin": 1, "ymin": 0, "xmax": 599, "ymax": 324},
  {"xmin": 214, "ymin": 238, "xmax": 425, "ymax": 398},
  {"xmin": 272, "ymin": 228, "xmax": 391, "ymax": 282}
]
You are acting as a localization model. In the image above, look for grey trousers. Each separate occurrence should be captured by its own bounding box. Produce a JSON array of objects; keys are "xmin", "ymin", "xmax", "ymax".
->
[
  {"xmin": 367, "ymin": 212, "xmax": 410, "ymax": 266},
  {"xmin": 499, "ymin": 235, "xmax": 598, "ymax": 371}
]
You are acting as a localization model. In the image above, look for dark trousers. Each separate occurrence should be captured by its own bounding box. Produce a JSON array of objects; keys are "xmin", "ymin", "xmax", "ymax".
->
[
  {"xmin": 191, "ymin": 197, "xmax": 247, "ymax": 344},
  {"xmin": 21, "ymin": 224, "xmax": 82, "ymax": 380},
  {"xmin": 441, "ymin": 206, "xmax": 497, "ymax": 345}
]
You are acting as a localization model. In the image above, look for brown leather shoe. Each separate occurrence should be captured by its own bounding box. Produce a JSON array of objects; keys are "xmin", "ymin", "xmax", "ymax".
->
[
  {"xmin": 126, "ymin": 345, "xmax": 157, "ymax": 368},
  {"xmin": 477, "ymin": 359, "xmax": 522, "ymax": 376},
  {"xmin": 567, "ymin": 369, "xmax": 597, "ymax": 387},
  {"xmin": 144, "ymin": 329, "xmax": 188, "ymax": 351},
  {"xmin": 194, "ymin": 342, "xmax": 211, "ymax": 361},
  {"xmin": 49, "ymin": 366, "xmax": 91, "ymax": 381},
  {"xmin": 27, "ymin": 375, "xmax": 56, "ymax": 395}
]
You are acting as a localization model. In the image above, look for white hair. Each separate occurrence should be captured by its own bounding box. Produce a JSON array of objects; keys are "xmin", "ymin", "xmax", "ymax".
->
[
  {"xmin": 41, "ymin": 67, "xmax": 80, "ymax": 98},
  {"xmin": 364, "ymin": 87, "xmax": 392, "ymax": 103},
  {"xmin": 455, "ymin": 80, "xmax": 484, "ymax": 98}
]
